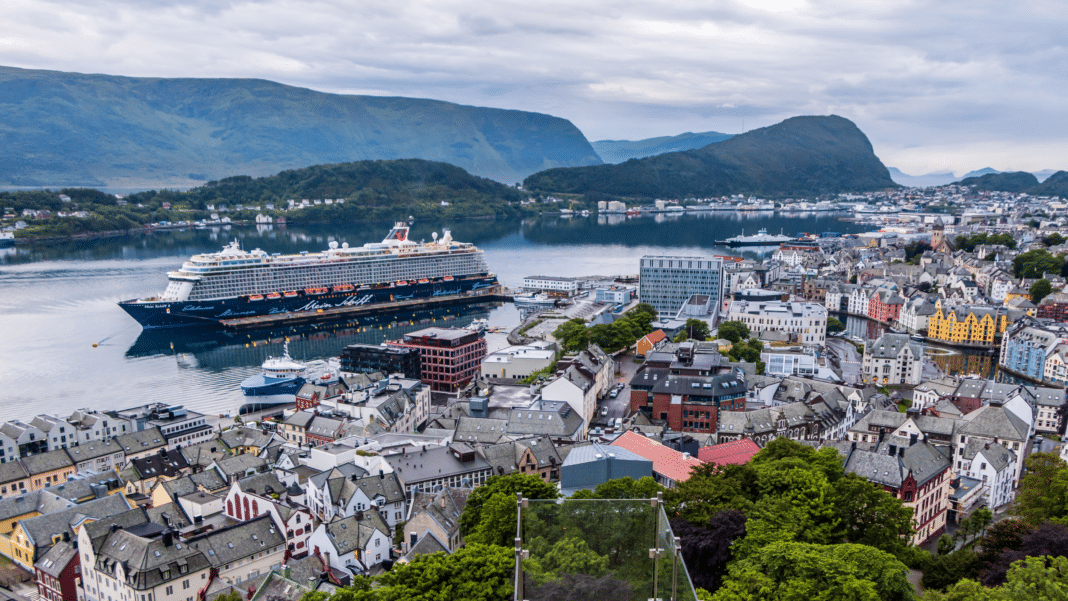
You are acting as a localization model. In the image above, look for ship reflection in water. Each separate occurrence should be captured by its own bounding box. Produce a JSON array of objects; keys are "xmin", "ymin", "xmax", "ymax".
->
[{"xmin": 126, "ymin": 302, "xmax": 500, "ymax": 372}]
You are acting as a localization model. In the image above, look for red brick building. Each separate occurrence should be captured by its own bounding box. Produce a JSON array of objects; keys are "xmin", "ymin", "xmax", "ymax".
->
[
  {"xmin": 1038, "ymin": 293, "xmax": 1068, "ymax": 322},
  {"xmin": 34, "ymin": 541, "xmax": 79, "ymax": 601},
  {"xmin": 868, "ymin": 289, "xmax": 904, "ymax": 323},
  {"xmin": 388, "ymin": 327, "xmax": 487, "ymax": 392},
  {"xmin": 630, "ymin": 372, "xmax": 747, "ymax": 434}
]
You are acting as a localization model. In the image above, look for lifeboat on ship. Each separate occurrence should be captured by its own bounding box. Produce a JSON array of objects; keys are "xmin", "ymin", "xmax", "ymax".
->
[
  {"xmin": 305, "ymin": 287, "xmax": 328, "ymax": 295},
  {"xmin": 283, "ymin": 291, "xmax": 299, "ymax": 298},
  {"xmin": 266, "ymin": 292, "xmax": 282, "ymax": 299},
  {"xmin": 418, "ymin": 279, "xmax": 429, "ymax": 284},
  {"xmin": 333, "ymin": 284, "xmax": 355, "ymax": 292},
  {"xmin": 443, "ymin": 276, "xmax": 454, "ymax": 281},
  {"xmin": 249, "ymin": 295, "xmax": 265, "ymax": 301}
]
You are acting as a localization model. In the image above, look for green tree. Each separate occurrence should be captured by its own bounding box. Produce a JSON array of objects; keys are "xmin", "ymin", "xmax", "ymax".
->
[
  {"xmin": 1011, "ymin": 452, "xmax": 1068, "ymax": 526},
  {"xmin": 1030, "ymin": 279, "xmax": 1053, "ymax": 304},
  {"xmin": 681, "ymin": 319, "xmax": 711, "ymax": 341},
  {"xmin": 927, "ymin": 556, "xmax": 1068, "ymax": 601},
  {"xmin": 570, "ymin": 476, "xmax": 664, "ymax": 499},
  {"xmin": 1014, "ymin": 249, "xmax": 1064, "ymax": 279},
  {"xmin": 369, "ymin": 543, "xmax": 513, "ymax": 601},
  {"xmin": 827, "ymin": 316, "xmax": 846, "ymax": 333},
  {"xmin": 717, "ymin": 321, "xmax": 750, "ymax": 344},
  {"xmin": 459, "ymin": 473, "xmax": 560, "ymax": 544},
  {"xmin": 921, "ymin": 549, "xmax": 981, "ymax": 591},
  {"xmin": 552, "ymin": 319, "xmax": 589, "ymax": 351},
  {"xmin": 1044, "ymin": 233, "xmax": 1067, "ymax": 247},
  {"xmin": 712, "ymin": 542, "xmax": 917, "ymax": 601},
  {"xmin": 524, "ymin": 537, "xmax": 610, "ymax": 585}
]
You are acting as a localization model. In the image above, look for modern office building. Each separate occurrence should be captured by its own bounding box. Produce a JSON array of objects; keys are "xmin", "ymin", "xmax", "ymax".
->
[
  {"xmin": 387, "ymin": 328, "xmax": 487, "ymax": 392},
  {"xmin": 340, "ymin": 344, "xmax": 421, "ymax": 379},
  {"xmin": 639, "ymin": 256, "xmax": 723, "ymax": 317}
]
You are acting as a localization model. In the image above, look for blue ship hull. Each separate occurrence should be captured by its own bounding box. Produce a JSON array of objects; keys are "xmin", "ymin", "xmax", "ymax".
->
[{"xmin": 120, "ymin": 275, "xmax": 499, "ymax": 329}]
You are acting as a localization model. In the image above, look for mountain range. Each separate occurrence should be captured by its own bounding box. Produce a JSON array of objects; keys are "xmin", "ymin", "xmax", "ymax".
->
[
  {"xmin": 524, "ymin": 115, "xmax": 898, "ymax": 198},
  {"xmin": 887, "ymin": 167, "xmax": 1058, "ymax": 188},
  {"xmin": 591, "ymin": 131, "xmax": 734, "ymax": 164},
  {"xmin": 0, "ymin": 66, "xmax": 601, "ymax": 188}
]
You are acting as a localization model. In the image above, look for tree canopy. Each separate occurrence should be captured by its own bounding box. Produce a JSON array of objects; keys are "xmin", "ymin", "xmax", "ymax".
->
[
  {"xmin": 711, "ymin": 541, "xmax": 916, "ymax": 601},
  {"xmin": 459, "ymin": 473, "xmax": 560, "ymax": 546},
  {"xmin": 1010, "ymin": 452, "xmax": 1068, "ymax": 526},
  {"xmin": 1013, "ymin": 249, "xmax": 1064, "ymax": 279},
  {"xmin": 1030, "ymin": 279, "xmax": 1053, "ymax": 304},
  {"xmin": 717, "ymin": 321, "xmax": 750, "ymax": 344}
]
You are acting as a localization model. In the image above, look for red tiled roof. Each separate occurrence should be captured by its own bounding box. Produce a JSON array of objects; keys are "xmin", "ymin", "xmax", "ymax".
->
[
  {"xmin": 643, "ymin": 330, "xmax": 667, "ymax": 344},
  {"xmin": 698, "ymin": 438, "xmax": 761, "ymax": 466},
  {"xmin": 610, "ymin": 431, "xmax": 703, "ymax": 484}
]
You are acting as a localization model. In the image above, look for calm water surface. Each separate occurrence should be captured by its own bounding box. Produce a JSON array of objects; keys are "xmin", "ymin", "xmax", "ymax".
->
[{"xmin": 0, "ymin": 212, "xmax": 869, "ymax": 421}]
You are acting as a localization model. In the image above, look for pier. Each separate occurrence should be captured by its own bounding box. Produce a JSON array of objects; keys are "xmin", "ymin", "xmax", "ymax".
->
[{"xmin": 218, "ymin": 289, "xmax": 512, "ymax": 331}]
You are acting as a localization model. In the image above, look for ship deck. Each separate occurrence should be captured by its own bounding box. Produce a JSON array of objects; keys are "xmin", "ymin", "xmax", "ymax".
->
[{"xmin": 218, "ymin": 289, "xmax": 512, "ymax": 331}]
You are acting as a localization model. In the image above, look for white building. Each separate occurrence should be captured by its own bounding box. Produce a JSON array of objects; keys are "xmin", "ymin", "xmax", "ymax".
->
[
  {"xmin": 481, "ymin": 342, "xmax": 557, "ymax": 380},
  {"xmin": 522, "ymin": 276, "xmax": 578, "ymax": 295},
  {"xmin": 862, "ymin": 333, "xmax": 924, "ymax": 386},
  {"xmin": 961, "ymin": 440, "xmax": 1017, "ymax": 510},
  {"xmin": 727, "ymin": 300, "xmax": 827, "ymax": 346},
  {"xmin": 308, "ymin": 515, "xmax": 391, "ymax": 576}
]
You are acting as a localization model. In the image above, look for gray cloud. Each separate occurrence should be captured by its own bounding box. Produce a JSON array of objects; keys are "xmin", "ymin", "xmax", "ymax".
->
[{"xmin": 1, "ymin": 0, "xmax": 1065, "ymax": 175}]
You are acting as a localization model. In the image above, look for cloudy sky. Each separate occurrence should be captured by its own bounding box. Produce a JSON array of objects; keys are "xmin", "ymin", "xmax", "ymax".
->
[{"xmin": 2, "ymin": 0, "xmax": 1064, "ymax": 175}]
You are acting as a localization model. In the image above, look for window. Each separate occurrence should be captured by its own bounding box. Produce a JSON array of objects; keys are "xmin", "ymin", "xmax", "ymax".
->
[{"xmin": 165, "ymin": 587, "xmax": 173, "ymax": 596}]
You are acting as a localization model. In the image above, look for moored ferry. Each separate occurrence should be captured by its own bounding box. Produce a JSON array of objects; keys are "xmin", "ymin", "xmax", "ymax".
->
[{"xmin": 119, "ymin": 222, "xmax": 499, "ymax": 329}]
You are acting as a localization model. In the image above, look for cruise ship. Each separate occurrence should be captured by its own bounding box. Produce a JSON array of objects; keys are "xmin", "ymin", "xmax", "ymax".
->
[
  {"xmin": 715, "ymin": 228, "xmax": 798, "ymax": 247},
  {"xmin": 119, "ymin": 222, "xmax": 499, "ymax": 329}
]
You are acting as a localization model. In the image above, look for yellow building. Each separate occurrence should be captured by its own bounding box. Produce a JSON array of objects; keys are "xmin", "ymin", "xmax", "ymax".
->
[
  {"xmin": 927, "ymin": 300, "xmax": 1008, "ymax": 346},
  {"xmin": 4, "ymin": 493, "xmax": 130, "ymax": 570},
  {"xmin": 20, "ymin": 450, "xmax": 76, "ymax": 491}
]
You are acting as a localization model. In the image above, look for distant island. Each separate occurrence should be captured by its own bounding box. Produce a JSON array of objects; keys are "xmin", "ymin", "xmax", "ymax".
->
[
  {"xmin": 0, "ymin": 65, "xmax": 602, "ymax": 188},
  {"xmin": 524, "ymin": 115, "xmax": 899, "ymax": 198}
]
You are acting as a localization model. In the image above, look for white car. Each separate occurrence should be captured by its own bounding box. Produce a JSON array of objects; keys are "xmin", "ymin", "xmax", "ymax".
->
[{"xmin": 601, "ymin": 406, "xmax": 609, "ymax": 417}]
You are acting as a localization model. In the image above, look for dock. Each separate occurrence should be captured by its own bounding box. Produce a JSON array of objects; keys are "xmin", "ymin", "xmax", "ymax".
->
[{"xmin": 218, "ymin": 290, "xmax": 513, "ymax": 331}]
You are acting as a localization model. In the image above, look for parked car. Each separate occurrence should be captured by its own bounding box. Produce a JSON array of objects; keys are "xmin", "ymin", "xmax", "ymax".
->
[
  {"xmin": 609, "ymin": 389, "xmax": 619, "ymax": 399},
  {"xmin": 601, "ymin": 406, "xmax": 609, "ymax": 417}
]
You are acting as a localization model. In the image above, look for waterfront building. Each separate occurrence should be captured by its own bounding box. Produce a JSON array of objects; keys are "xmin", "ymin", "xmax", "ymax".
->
[
  {"xmin": 339, "ymin": 344, "xmax": 421, "ymax": 380},
  {"xmin": 927, "ymin": 300, "xmax": 1010, "ymax": 346},
  {"xmin": 113, "ymin": 404, "xmax": 213, "ymax": 450},
  {"xmin": 867, "ymin": 289, "xmax": 905, "ymax": 323},
  {"xmin": 726, "ymin": 299, "xmax": 827, "ymax": 346},
  {"xmin": 522, "ymin": 275, "xmax": 578, "ymax": 295},
  {"xmin": 639, "ymin": 256, "xmax": 723, "ymax": 317},
  {"xmin": 1000, "ymin": 324, "xmax": 1066, "ymax": 381},
  {"xmin": 387, "ymin": 328, "xmax": 487, "ymax": 393},
  {"xmin": 898, "ymin": 295, "xmax": 938, "ymax": 333},
  {"xmin": 862, "ymin": 333, "xmax": 923, "ymax": 386},
  {"xmin": 595, "ymin": 285, "xmax": 635, "ymax": 304}
]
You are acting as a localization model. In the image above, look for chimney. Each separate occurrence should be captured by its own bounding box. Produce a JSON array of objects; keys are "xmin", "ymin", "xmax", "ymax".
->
[
  {"xmin": 909, "ymin": 433, "xmax": 918, "ymax": 446},
  {"xmin": 985, "ymin": 442, "xmax": 991, "ymax": 450},
  {"xmin": 888, "ymin": 444, "xmax": 897, "ymax": 457},
  {"xmin": 899, "ymin": 446, "xmax": 905, "ymax": 458},
  {"xmin": 162, "ymin": 530, "xmax": 173, "ymax": 547}
]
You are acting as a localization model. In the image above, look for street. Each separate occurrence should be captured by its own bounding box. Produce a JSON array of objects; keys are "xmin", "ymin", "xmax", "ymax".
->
[
  {"xmin": 594, "ymin": 350, "xmax": 643, "ymax": 425},
  {"xmin": 826, "ymin": 337, "xmax": 862, "ymax": 385}
]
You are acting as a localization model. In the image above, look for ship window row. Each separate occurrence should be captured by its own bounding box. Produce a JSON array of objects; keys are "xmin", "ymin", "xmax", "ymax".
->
[{"xmin": 185, "ymin": 255, "xmax": 488, "ymax": 300}]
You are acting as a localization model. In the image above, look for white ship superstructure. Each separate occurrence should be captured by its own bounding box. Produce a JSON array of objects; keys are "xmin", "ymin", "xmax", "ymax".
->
[{"xmin": 160, "ymin": 223, "xmax": 487, "ymax": 302}]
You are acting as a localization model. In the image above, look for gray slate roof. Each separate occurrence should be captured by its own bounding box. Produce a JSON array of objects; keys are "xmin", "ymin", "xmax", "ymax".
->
[{"xmin": 21, "ymin": 449, "xmax": 75, "ymax": 475}]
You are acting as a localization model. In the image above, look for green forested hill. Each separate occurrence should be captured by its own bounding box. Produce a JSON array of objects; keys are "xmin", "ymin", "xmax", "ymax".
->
[
  {"xmin": 591, "ymin": 130, "xmax": 734, "ymax": 163},
  {"xmin": 1025, "ymin": 171, "xmax": 1068, "ymax": 196},
  {"xmin": 1, "ymin": 159, "xmax": 526, "ymax": 238},
  {"xmin": 129, "ymin": 159, "xmax": 525, "ymax": 219},
  {"xmin": 0, "ymin": 66, "xmax": 601, "ymax": 188},
  {"xmin": 524, "ymin": 115, "xmax": 899, "ymax": 198},
  {"xmin": 953, "ymin": 171, "xmax": 1039, "ymax": 192}
]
